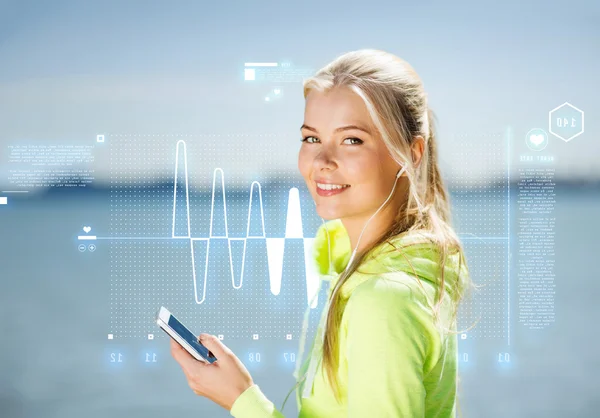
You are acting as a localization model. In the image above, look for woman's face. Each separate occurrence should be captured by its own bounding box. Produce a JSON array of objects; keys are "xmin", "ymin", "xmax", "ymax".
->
[{"xmin": 298, "ymin": 86, "xmax": 403, "ymax": 221}]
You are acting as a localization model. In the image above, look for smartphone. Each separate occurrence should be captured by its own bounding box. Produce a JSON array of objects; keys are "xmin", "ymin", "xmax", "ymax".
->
[{"xmin": 155, "ymin": 306, "xmax": 217, "ymax": 364}]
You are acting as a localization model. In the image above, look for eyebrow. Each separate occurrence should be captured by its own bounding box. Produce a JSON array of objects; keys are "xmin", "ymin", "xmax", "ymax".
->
[{"xmin": 300, "ymin": 124, "xmax": 372, "ymax": 135}]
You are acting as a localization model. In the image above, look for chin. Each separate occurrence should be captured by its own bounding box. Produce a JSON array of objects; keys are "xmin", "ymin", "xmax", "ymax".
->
[{"xmin": 315, "ymin": 204, "xmax": 344, "ymax": 221}]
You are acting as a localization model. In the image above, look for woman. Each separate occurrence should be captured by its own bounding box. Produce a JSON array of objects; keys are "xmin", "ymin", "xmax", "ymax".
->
[{"xmin": 171, "ymin": 49, "xmax": 472, "ymax": 417}]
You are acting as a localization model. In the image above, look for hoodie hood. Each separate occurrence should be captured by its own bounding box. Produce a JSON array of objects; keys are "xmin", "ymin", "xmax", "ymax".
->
[{"xmin": 312, "ymin": 218, "xmax": 468, "ymax": 301}]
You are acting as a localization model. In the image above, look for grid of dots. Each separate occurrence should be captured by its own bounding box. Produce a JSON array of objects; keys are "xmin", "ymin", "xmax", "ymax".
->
[
  {"xmin": 108, "ymin": 130, "xmax": 514, "ymax": 342},
  {"xmin": 109, "ymin": 134, "xmax": 320, "ymax": 340},
  {"xmin": 449, "ymin": 131, "xmax": 509, "ymax": 341}
]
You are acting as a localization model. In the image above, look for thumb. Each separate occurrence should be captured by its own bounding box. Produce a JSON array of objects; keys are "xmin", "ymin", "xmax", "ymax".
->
[{"xmin": 198, "ymin": 334, "xmax": 230, "ymax": 359}]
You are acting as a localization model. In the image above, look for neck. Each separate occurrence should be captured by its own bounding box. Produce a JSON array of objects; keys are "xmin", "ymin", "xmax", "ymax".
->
[
  {"xmin": 341, "ymin": 178, "xmax": 409, "ymax": 257},
  {"xmin": 340, "ymin": 202, "xmax": 399, "ymax": 258}
]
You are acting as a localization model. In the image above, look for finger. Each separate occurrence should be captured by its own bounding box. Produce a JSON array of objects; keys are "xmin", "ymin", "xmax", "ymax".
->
[
  {"xmin": 170, "ymin": 339, "xmax": 195, "ymax": 366},
  {"xmin": 198, "ymin": 334, "xmax": 231, "ymax": 359},
  {"xmin": 170, "ymin": 338, "xmax": 185, "ymax": 353},
  {"xmin": 170, "ymin": 339, "xmax": 183, "ymax": 360}
]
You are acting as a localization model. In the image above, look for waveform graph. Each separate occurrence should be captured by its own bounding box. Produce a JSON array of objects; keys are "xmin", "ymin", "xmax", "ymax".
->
[
  {"xmin": 171, "ymin": 140, "xmax": 321, "ymax": 308},
  {"xmin": 107, "ymin": 136, "xmax": 326, "ymax": 339}
]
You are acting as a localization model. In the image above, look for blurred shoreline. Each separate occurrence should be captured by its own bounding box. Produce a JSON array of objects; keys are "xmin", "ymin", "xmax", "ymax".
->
[{"xmin": 1, "ymin": 177, "xmax": 598, "ymax": 199}]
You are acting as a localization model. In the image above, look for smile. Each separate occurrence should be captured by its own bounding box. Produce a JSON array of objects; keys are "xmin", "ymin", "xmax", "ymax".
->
[
  {"xmin": 315, "ymin": 182, "xmax": 351, "ymax": 196},
  {"xmin": 316, "ymin": 183, "xmax": 350, "ymax": 190}
]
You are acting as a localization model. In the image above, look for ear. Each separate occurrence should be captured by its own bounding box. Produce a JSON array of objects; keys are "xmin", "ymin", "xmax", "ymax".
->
[{"xmin": 411, "ymin": 136, "xmax": 425, "ymax": 168}]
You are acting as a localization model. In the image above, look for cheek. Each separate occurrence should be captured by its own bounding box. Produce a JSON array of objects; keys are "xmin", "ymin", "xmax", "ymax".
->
[
  {"xmin": 297, "ymin": 148, "xmax": 312, "ymax": 179},
  {"xmin": 344, "ymin": 154, "xmax": 376, "ymax": 185},
  {"xmin": 347, "ymin": 154, "xmax": 392, "ymax": 202}
]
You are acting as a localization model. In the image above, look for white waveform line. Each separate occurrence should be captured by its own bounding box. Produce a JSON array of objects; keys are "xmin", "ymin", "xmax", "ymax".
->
[
  {"xmin": 171, "ymin": 140, "xmax": 320, "ymax": 307},
  {"xmin": 247, "ymin": 180, "xmax": 266, "ymax": 238},
  {"xmin": 209, "ymin": 167, "xmax": 228, "ymax": 238},
  {"xmin": 172, "ymin": 140, "xmax": 191, "ymax": 238}
]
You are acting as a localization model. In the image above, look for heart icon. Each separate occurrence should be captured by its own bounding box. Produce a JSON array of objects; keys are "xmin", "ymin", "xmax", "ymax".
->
[
  {"xmin": 529, "ymin": 134, "xmax": 544, "ymax": 146},
  {"xmin": 274, "ymin": 89, "xmax": 281, "ymax": 95},
  {"xmin": 83, "ymin": 226, "xmax": 91, "ymax": 233}
]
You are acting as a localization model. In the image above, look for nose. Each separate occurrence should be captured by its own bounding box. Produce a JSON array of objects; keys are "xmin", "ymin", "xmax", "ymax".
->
[{"xmin": 312, "ymin": 146, "xmax": 338, "ymax": 172}]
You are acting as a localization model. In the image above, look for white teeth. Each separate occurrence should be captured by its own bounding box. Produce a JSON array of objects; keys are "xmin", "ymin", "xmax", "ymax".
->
[{"xmin": 316, "ymin": 183, "xmax": 350, "ymax": 190}]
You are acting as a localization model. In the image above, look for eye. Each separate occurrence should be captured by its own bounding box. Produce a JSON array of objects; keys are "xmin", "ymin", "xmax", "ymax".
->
[
  {"xmin": 343, "ymin": 137, "xmax": 363, "ymax": 145},
  {"xmin": 300, "ymin": 136, "xmax": 319, "ymax": 143}
]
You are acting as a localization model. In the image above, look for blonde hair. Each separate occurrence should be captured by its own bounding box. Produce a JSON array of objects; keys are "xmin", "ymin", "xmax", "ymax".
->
[{"xmin": 303, "ymin": 49, "xmax": 474, "ymax": 405}]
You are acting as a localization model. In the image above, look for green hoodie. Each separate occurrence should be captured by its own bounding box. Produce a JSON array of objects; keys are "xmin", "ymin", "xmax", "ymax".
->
[{"xmin": 230, "ymin": 219, "xmax": 468, "ymax": 418}]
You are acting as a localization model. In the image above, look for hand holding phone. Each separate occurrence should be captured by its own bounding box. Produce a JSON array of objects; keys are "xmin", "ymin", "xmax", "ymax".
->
[{"xmin": 155, "ymin": 306, "xmax": 217, "ymax": 364}]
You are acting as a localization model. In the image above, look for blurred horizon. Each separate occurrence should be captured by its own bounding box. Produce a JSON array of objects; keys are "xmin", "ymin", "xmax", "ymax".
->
[{"xmin": 1, "ymin": 176, "xmax": 599, "ymax": 197}]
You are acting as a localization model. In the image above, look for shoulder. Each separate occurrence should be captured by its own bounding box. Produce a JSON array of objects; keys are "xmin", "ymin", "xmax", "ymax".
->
[
  {"xmin": 342, "ymin": 274, "xmax": 441, "ymax": 367},
  {"xmin": 345, "ymin": 273, "xmax": 431, "ymax": 321}
]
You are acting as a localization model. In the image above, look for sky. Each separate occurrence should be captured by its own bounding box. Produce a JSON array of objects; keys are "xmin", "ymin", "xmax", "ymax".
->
[{"xmin": 0, "ymin": 0, "xmax": 598, "ymax": 188}]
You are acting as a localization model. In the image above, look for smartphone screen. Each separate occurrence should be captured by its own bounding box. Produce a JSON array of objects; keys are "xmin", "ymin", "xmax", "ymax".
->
[{"xmin": 167, "ymin": 313, "xmax": 217, "ymax": 363}]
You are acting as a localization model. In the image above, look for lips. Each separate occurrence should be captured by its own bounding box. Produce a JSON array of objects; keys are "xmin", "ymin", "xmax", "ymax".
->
[{"xmin": 315, "ymin": 182, "xmax": 351, "ymax": 197}]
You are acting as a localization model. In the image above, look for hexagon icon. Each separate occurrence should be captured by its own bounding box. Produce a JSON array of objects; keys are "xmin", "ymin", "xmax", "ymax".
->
[{"xmin": 549, "ymin": 102, "xmax": 584, "ymax": 142}]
